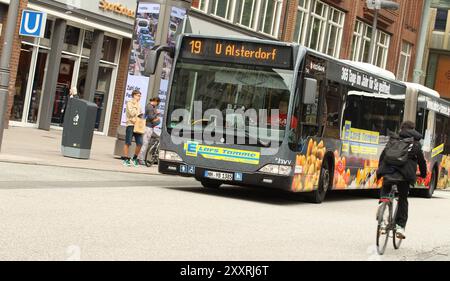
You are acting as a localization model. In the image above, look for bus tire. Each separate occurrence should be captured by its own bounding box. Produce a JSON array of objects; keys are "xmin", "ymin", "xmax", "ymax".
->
[
  {"xmin": 419, "ymin": 168, "xmax": 437, "ymax": 199},
  {"xmin": 200, "ymin": 179, "xmax": 222, "ymax": 189},
  {"xmin": 308, "ymin": 160, "xmax": 331, "ymax": 204}
]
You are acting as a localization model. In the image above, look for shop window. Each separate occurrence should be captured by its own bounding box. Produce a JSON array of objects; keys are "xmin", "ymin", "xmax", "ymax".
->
[
  {"xmin": 82, "ymin": 30, "xmax": 94, "ymax": 57},
  {"xmin": 40, "ymin": 19, "xmax": 53, "ymax": 47},
  {"xmin": 63, "ymin": 25, "xmax": 81, "ymax": 54},
  {"xmin": 102, "ymin": 36, "xmax": 118, "ymax": 63},
  {"xmin": 435, "ymin": 9, "xmax": 448, "ymax": 31},
  {"xmin": 10, "ymin": 44, "xmax": 33, "ymax": 122}
]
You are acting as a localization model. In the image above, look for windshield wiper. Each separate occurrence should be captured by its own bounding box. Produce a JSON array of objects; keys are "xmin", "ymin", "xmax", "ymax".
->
[{"xmin": 242, "ymin": 130, "xmax": 271, "ymax": 148}]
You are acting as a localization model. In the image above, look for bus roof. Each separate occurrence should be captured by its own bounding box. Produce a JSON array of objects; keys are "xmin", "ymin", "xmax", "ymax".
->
[
  {"xmin": 340, "ymin": 60, "xmax": 396, "ymax": 81},
  {"xmin": 404, "ymin": 82, "xmax": 440, "ymax": 98},
  {"xmin": 304, "ymin": 48, "xmax": 401, "ymax": 85}
]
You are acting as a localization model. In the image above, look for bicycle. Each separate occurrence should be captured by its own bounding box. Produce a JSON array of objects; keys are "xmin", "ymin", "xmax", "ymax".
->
[
  {"xmin": 144, "ymin": 136, "xmax": 160, "ymax": 168},
  {"xmin": 376, "ymin": 184, "xmax": 404, "ymax": 255}
]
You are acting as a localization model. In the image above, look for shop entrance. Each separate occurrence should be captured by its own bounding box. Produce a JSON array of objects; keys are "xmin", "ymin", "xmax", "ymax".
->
[
  {"xmin": 10, "ymin": 45, "xmax": 49, "ymax": 126},
  {"xmin": 51, "ymin": 57, "xmax": 75, "ymax": 126}
]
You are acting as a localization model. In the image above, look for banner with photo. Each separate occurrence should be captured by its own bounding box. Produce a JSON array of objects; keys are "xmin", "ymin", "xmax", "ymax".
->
[
  {"xmin": 154, "ymin": 6, "xmax": 186, "ymax": 134},
  {"xmin": 121, "ymin": 2, "xmax": 160, "ymax": 126}
]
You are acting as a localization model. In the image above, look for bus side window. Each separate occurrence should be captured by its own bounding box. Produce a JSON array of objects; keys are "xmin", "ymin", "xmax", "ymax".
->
[
  {"xmin": 322, "ymin": 82, "xmax": 342, "ymax": 138},
  {"xmin": 435, "ymin": 113, "xmax": 450, "ymax": 154}
]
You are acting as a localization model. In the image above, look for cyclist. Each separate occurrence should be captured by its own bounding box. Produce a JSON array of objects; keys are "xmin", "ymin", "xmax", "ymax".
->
[{"xmin": 376, "ymin": 121, "xmax": 427, "ymax": 239}]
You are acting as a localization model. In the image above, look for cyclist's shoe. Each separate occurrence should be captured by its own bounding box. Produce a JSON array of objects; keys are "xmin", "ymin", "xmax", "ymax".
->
[
  {"xmin": 131, "ymin": 158, "xmax": 139, "ymax": 167},
  {"xmin": 138, "ymin": 159, "xmax": 146, "ymax": 166},
  {"xmin": 396, "ymin": 225, "xmax": 406, "ymax": 239},
  {"xmin": 122, "ymin": 159, "xmax": 131, "ymax": 167}
]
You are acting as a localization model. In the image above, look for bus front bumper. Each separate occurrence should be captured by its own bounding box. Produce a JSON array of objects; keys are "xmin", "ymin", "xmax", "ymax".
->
[{"xmin": 158, "ymin": 160, "xmax": 293, "ymax": 191}]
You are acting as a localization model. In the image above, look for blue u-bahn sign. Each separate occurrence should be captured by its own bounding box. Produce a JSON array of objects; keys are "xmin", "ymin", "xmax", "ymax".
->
[{"xmin": 19, "ymin": 10, "xmax": 47, "ymax": 38}]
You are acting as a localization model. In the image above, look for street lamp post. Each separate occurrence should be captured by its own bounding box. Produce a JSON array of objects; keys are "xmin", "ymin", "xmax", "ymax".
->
[{"xmin": 366, "ymin": 0, "xmax": 400, "ymax": 65}]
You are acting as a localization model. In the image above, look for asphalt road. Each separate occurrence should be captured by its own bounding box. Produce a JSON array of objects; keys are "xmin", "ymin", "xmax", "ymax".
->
[{"xmin": 0, "ymin": 162, "xmax": 449, "ymax": 261}]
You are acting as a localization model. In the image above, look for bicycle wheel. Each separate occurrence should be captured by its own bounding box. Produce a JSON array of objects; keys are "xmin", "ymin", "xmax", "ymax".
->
[
  {"xmin": 392, "ymin": 200, "xmax": 403, "ymax": 250},
  {"xmin": 376, "ymin": 202, "xmax": 392, "ymax": 255},
  {"xmin": 145, "ymin": 143, "xmax": 158, "ymax": 168}
]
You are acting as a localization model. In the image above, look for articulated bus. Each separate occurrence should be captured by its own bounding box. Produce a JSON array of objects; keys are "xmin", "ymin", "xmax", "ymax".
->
[{"xmin": 146, "ymin": 34, "xmax": 450, "ymax": 203}]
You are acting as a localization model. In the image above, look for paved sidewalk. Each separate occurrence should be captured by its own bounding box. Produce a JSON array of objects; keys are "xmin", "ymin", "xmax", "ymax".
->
[{"xmin": 0, "ymin": 126, "xmax": 158, "ymax": 175}]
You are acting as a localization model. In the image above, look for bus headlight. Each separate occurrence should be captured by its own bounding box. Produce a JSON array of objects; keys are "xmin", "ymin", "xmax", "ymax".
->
[
  {"xmin": 159, "ymin": 150, "xmax": 166, "ymax": 160},
  {"xmin": 259, "ymin": 165, "xmax": 292, "ymax": 176},
  {"xmin": 279, "ymin": 165, "xmax": 293, "ymax": 176},
  {"xmin": 160, "ymin": 150, "xmax": 183, "ymax": 162}
]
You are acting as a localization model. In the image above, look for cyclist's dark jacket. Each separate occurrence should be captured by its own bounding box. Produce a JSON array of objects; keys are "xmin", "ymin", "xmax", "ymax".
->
[{"xmin": 377, "ymin": 129, "xmax": 427, "ymax": 185}]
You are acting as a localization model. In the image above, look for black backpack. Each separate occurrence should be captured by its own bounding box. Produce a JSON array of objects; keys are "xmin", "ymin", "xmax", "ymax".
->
[{"xmin": 383, "ymin": 136, "xmax": 414, "ymax": 167}]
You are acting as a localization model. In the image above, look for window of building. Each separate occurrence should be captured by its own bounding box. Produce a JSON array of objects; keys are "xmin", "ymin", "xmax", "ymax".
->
[
  {"xmin": 191, "ymin": 0, "xmax": 209, "ymax": 12},
  {"xmin": 397, "ymin": 41, "xmax": 412, "ymax": 81},
  {"xmin": 258, "ymin": 0, "xmax": 283, "ymax": 36},
  {"xmin": 351, "ymin": 20, "xmax": 391, "ymax": 69},
  {"xmin": 293, "ymin": 0, "xmax": 344, "ymax": 58},
  {"xmin": 374, "ymin": 31, "xmax": 390, "ymax": 68},
  {"xmin": 63, "ymin": 25, "xmax": 81, "ymax": 54},
  {"xmin": 293, "ymin": 0, "xmax": 310, "ymax": 45},
  {"xmin": 191, "ymin": 0, "xmax": 282, "ymax": 37},
  {"xmin": 435, "ymin": 8, "xmax": 448, "ymax": 31},
  {"xmin": 210, "ymin": 0, "xmax": 233, "ymax": 21},
  {"xmin": 238, "ymin": 0, "xmax": 257, "ymax": 28},
  {"xmin": 102, "ymin": 36, "xmax": 118, "ymax": 63}
]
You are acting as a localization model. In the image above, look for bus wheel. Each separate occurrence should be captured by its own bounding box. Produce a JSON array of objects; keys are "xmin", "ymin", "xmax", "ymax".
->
[
  {"xmin": 420, "ymin": 169, "xmax": 437, "ymax": 199},
  {"xmin": 200, "ymin": 179, "xmax": 222, "ymax": 189},
  {"xmin": 308, "ymin": 160, "xmax": 331, "ymax": 204}
]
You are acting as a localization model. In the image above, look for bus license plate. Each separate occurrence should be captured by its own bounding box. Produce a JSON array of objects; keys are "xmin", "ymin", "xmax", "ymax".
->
[{"xmin": 204, "ymin": 171, "xmax": 233, "ymax": 181}]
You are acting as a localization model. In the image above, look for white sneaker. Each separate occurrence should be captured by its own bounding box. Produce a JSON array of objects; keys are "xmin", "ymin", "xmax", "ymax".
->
[{"xmin": 396, "ymin": 225, "xmax": 406, "ymax": 239}]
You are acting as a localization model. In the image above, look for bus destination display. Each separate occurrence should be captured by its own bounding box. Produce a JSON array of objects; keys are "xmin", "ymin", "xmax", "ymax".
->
[{"xmin": 181, "ymin": 37, "xmax": 293, "ymax": 69}]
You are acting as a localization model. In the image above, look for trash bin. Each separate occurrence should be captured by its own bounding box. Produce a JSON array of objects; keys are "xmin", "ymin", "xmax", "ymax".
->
[{"xmin": 61, "ymin": 98, "xmax": 98, "ymax": 159}]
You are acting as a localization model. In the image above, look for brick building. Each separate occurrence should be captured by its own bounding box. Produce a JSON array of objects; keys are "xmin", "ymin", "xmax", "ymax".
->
[
  {"xmin": 189, "ymin": 0, "xmax": 425, "ymax": 82},
  {"xmin": 1, "ymin": 0, "xmax": 427, "ymax": 138},
  {"xmin": 1, "ymin": 0, "xmax": 134, "ymax": 137},
  {"xmin": 423, "ymin": 0, "xmax": 450, "ymax": 100}
]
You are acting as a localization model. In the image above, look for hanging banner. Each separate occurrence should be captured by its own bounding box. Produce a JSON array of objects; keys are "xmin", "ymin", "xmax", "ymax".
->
[
  {"xmin": 154, "ymin": 6, "xmax": 186, "ymax": 134},
  {"xmin": 121, "ymin": 2, "xmax": 160, "ymax": 126}
]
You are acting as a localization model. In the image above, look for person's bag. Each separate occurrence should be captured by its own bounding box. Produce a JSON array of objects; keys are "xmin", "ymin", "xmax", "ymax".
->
[
  {"xmin": 384, "ymin": 137, "xmax": 414, "ymax": 167},
  {"xmin": 133, "ymin": 118, "xmax": 146, "ymax": 135}
]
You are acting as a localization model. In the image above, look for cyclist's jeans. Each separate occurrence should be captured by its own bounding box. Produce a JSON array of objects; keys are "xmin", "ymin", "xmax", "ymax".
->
[
  {"xmin": 381, "ymin": 182, "xmax": 410, "ymax": 228},
  {"xmin": 138, "ymin": 127, "xmax": 154, "ymax": 161}
]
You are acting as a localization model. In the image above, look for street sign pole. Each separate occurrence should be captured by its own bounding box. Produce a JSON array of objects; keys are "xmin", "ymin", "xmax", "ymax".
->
[
  {"xmin": 413, "ymin": 0, "xmax": 432, "ymax": 83},
  {"xmin": 366, "ymin": 0, "xmax": 399, "ymax": 66},
  {"xmin": 0, "ymin": 0, "xmax": 20, "ymax": 152}
]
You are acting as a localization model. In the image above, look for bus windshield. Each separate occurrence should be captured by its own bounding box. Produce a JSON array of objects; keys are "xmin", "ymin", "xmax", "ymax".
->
[{"xmin": 166, "ymin": 59, "xmax": 294, "ymax": 144}]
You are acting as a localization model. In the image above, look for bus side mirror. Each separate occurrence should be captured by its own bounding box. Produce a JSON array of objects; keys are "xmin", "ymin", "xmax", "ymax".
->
[
  {"xmin": 144, "ymin": 49, "xmax": 158, "ymax": 75},
  {"xmin": 303, "ymin": 78, "xmax": 317, "ymax": 105}
]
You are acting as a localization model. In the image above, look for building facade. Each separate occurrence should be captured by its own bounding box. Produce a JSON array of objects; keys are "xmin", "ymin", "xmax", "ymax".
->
[
  {"xmin": 189, "ymin": 0, "xmax": 425, "ymax": 82},
  {"xmin": 423, "ymin": 0, "xmax": 450, "ymax": 100},
  {"xmin": 1, "ymin": 0, "xmax": 135, "ymax": 136},
  {"xmin": 1, "ymin": 0, "xmax": 427, "ymax": 138}
]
